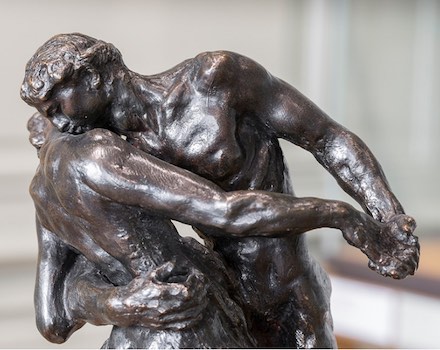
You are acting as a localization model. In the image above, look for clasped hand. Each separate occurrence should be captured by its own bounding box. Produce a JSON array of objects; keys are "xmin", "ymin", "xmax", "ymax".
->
[
  {"xmin": 105, "ymin": 262, "xmax": 208, "ymax": 330},
  {"xmin": 343, "ymin": 211, "xmax": 419, "ymax": 279}
]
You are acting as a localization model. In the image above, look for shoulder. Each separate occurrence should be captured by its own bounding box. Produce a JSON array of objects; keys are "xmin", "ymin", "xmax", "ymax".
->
[
  {"xmin": 194, "ymin": 51, "xmax": 239, "ymax": 71},
  {"xmin": 77, "ymin": 129, "xmax": 124, "ymax": 157},
  {"xmin": 192, "ymin": 51, "xmax": 272, "ymax": 93},
  {"xmin": 81, "ymin": 128, "xmax": 120, "ymax": 144},
  {"xmin": 71, "ymin": 129, "xmax": 128, "ymax": 184},
  {"xmin": 66, "ymin": 129, "xmax": 127, "ymax": 176},
  {"xmin": 194, "ymin": 50, "xmax": 264, "ymax": 71},
  {"xmin": 192, "ymin": 51, "xmax": 237, "ymax": 89}
]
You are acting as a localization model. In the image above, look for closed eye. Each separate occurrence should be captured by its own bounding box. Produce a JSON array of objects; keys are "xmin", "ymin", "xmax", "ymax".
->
[{"xmin": 43, "ymin": 105, "xmax": 59, "ymax": 119}]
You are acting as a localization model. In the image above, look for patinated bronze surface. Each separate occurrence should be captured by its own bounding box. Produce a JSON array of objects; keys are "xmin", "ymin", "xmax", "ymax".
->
[{"xmin": 21, "ymin": 33, "xmax": 419, "ymax": 349}]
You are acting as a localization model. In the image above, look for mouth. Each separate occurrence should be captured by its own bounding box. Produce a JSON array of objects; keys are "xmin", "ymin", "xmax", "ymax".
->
[
  {"xmin": 57, "ymin": 122, "xmax": 88, "ymax": 135},
  {"xmin": 71, "ymin": 124, "xmax": 90, "ymax": 134}
]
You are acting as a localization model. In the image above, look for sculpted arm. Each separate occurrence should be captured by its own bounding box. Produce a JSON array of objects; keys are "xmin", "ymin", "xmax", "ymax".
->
[
  {"xmin": 81, "ymin": 129, "xmax": 398, "ymax": 243},
  {"xmin": 81, "ymin": 129, "xmax": 367, "ymax": 237},
  {"xmin": 34, "ymin": 217, "xmax": 84, "ymax": 343},
  {"xmin": 198, "ymin": 52, "xmax": 405, "ymax": 222},
  {"xmin": 243, "ymin": 69, "xmax": 403, "ymax": 221},
  {"xmin": 235, "ymin": 59, "xmax": 418, "ymax": 276},
  {"xmin": 35, "ymin": 207, "xmax": 209, "ymax": 335}
]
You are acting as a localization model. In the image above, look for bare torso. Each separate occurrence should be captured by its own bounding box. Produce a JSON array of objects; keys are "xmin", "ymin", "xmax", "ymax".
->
[
  {"xmin": 126, "ymin": 51, "xmax": 336, "ymax": 347},
  {"xmin": 30, "ymin": 130, "xmax": 255, "ymax": 348}
]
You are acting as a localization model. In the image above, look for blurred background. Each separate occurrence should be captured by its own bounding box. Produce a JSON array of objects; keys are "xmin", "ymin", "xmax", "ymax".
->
[{"xmin": 0, "ymin": 0, "xmax": 438, "ymax": 348}]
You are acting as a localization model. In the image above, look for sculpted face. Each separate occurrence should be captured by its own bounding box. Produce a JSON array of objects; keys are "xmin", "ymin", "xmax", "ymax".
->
[{"xmin": 37, "ymin": 72, "xmax": 109, "ymax": 134}]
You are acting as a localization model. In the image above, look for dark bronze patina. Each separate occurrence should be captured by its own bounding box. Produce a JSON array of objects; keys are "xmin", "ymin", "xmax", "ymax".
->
[{"xmin": 21, "ymin": 33, "xmax": 419, "ymax": 348}]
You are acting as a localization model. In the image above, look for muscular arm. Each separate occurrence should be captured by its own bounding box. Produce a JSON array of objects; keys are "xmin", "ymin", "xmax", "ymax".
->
[
  {"xmin": 35, "ymin": 217, "xmax": 208, "ymax": 336},
  {"xmin": 196, "ymin": 52, "xmax": 403, "ymax": 222},
  {"xmin": 79, "ymin": 129, "xmax": 368, "ymax": 238},
  {"xmin": 34, "ymin": 217, "xmax": 84, "ymax": 343},
  {"xmin": 267, "ymin": 85, "xmax": 402, "ymax": 222},
  {"xmin": 79, "ymin": 128, "xmax": 417, "ymax": 278},
  {"xmin": 191, "ymin": 52, "xmax": 417, "ymax": 277},
  {"xmin": 242, "ymin": 73, "xmax": 402, "ymax": 221}
]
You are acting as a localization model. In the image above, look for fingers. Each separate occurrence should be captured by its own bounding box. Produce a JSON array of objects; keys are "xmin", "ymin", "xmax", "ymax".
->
[
  {"xmin": 403, "ymin": 216, "xmax": 417, "ymax": 234},
  {"xmin": 110, "ymin": 284, "xmax": 208, "ymax": 329},
  {"xmin": 397, "ymin": 215, "xmax": 417, "ymax": 234},
  {"xmin": 152, "ymin": 268, "xmax": 207, "ymax": 303},
  {"xmin": 368, "ymin": 245, "xmax": 419, "ymax": 279},
  {"xmin": 363, "ymin": 214, "xmax": 420, "ymax": 280},
  {"xmin": 151, "ymin": 261, "xmax": 176, "ymax": 283},
  {"xmin": 143, "ymin": 312, "xmax": 205, "ymax": 331},
  {"xmin": 368, "ymin": 260, "xmax": 404, "ymax": 279},
  {"xmin": 184, "ymin": 268, "xmax": 207, "ymax": 295},
  {"xmin": 386, "ymin": 215, "xmax": 418, "ymax": 243},
  {"xmin": 109, "ymin": 265, "xmax": 209, "ymax": 329},
  {"xmin": 128, "ymin": 284, "xmax": 209, "ymax": 330},
  {"xmin": 143, "ymin": 298, "xmax": 209, "ymax": 329},
  {"xmin": 129, "ymin": 268, "xmax": 208, "ymax": 307}
]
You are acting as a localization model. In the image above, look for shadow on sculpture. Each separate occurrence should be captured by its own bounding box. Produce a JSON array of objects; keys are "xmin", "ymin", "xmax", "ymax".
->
[{"xmin": 22, "ymin": 33, "xmax": 419, "ymax": 349}]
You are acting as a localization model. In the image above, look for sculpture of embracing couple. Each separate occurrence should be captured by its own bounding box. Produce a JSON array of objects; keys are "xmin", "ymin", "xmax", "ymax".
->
[{"xmin": 21, "ymin": 33, "xmax": 419, "ymax": 349}]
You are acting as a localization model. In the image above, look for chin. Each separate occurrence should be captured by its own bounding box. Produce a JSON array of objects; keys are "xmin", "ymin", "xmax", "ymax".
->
[{"xmin": 68, "ymin": 124, "xmax": 90, "ymax": 135}]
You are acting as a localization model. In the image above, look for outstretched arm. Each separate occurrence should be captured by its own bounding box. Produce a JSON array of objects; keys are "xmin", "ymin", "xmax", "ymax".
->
[
  {"xmin": 79, "ymin": 129, "xmax": 417, "ymax": 278},
  {"xmin": 79, "ymin": 129, "xmax": 365, "ymax": 237},
  {"xmin": 276, "ymin": 100, "xmax": 402, "ymax": 222},
  {"xmin": 245, "ymin": 72, "xmax": 404, "ymax": 222},
  {"xmin": 233, "ymin": 63, "xmax": 419, "ymax": 277},
  {"xmin": 201, "ymin": 52, "xmax": 407, "ymax": 222}
]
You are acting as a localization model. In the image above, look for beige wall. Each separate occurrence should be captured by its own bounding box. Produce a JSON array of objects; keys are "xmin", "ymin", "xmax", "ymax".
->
[{"xmin": 0, "ymin": 0, "xmax": 438, "ymax": 348}]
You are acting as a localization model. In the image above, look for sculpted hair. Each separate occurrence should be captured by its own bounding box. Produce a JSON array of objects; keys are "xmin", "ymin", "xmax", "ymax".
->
[{"xmin": 21, "ymin": 33, "xmax": 123, "ymax": 106}]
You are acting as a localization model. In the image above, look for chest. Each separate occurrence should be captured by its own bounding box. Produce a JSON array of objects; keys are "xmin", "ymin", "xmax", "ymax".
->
[{"xmin": 131, "ymin": 95, "xmax": 245, "ymax": 184}]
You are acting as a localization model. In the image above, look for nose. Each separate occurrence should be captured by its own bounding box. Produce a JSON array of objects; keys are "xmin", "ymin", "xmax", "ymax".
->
[
  {"xmin": 51, "ymin": 115, "xmax": 71, "ymax": 132},
  {"xmin": 37, "ymin": 100, "xmax": 56, "ymax": 116}
]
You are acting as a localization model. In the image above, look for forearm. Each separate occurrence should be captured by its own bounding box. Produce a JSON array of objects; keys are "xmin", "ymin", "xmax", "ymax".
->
[
  {"xmin": 65, "ymin": 267, "xmax": 115, "ymax": 326},
  {"xmin": 316, "ymin": 127, "xmax": 404, "ymax": 221},
  {"xmin": 35, "ymin": 220, "xmax": 82, "ymax": 343},
  {"xmin": 82, "ymin": 130, "xmax": 392, "ymax": 235},
  {"xmin": 65, "ymin": 259, "xmax": 210, "ymax": 330},
  {"xmin": 212, "ymin": 191, "xmax": 360, "ymax": 237},
  {"xmin": 85, "ymin": 137, "xmax": 367, "ymax": 238},
  {"xmin": 258, "ymin": 79, "xmax": 404, "ymax": 222}
]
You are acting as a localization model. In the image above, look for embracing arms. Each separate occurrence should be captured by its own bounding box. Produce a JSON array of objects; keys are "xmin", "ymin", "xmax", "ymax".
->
[
  {"xmin": 80, "ymin": 129, "xmax": 365, "ymax": 237},
  {"xmin": 33, "ymin": 112, "xmax": 417, "ymax": 343},
  {"xmin": 236, "ymin": 59, "xmax": 405, "ymax": 222},
  {"xmin": 217, "ymin": 55, "xmax": 419, "ymax": 275},
  {"xmin": 35, "ymin": 217, "xmax": 210, "ymax": 342},
  {"xmin": 79, "ymin": 128, "xmax": 417, "ymax": 278}
]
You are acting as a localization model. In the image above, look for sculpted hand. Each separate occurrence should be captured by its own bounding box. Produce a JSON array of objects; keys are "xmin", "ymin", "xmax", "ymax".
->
[
  {"xmin": 105, "ymin": 262, "xmax": 208, "ymax": 330},
  {"xmin": 342, "ymin": 210, "xmax": 419, "ymax": 279}
]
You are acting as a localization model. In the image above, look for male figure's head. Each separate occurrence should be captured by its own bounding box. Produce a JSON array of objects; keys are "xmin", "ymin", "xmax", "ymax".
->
[{"xmin": 21, "ymin": 33, "xmax": 124, "ymax": 134}]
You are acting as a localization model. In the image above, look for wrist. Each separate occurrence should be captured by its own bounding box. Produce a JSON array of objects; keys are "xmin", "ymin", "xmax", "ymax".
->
[
  {"xmin": 330, "ymin": 201, "xmax": 353, "ymax": 230},
  {"xmin": 334, "ymin": 202, "xmax": 366, "ymax": 247},
  {"xmin": 66, "ymin": 279, "xmax": 115, "ymax": 326}
]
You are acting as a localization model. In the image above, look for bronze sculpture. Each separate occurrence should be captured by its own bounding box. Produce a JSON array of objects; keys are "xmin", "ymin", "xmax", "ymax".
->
[{"xmin": 22, "ymin": 33, "xmax": 419, "ymax": 348}]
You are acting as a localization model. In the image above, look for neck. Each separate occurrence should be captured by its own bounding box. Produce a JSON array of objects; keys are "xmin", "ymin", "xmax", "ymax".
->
[{"xmin": 108, "ymin": 69, "xmax": 164, "ymax": 134}]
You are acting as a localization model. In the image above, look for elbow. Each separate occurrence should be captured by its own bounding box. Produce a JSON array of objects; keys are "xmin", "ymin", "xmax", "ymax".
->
[
  {"xmin": 36, "ymin": 316, "xmax": 71, "ymax": 344},
  {"xmin": 221, "ymin": 193, "xmax": 259, "ymax": 237},
  {"xmin": 35, "ymin": 303, "xmax": 81, "ymax": 344},
  {"xmin": 219, "ymin": 217, "xmax": 245, "ymax": 237}
]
